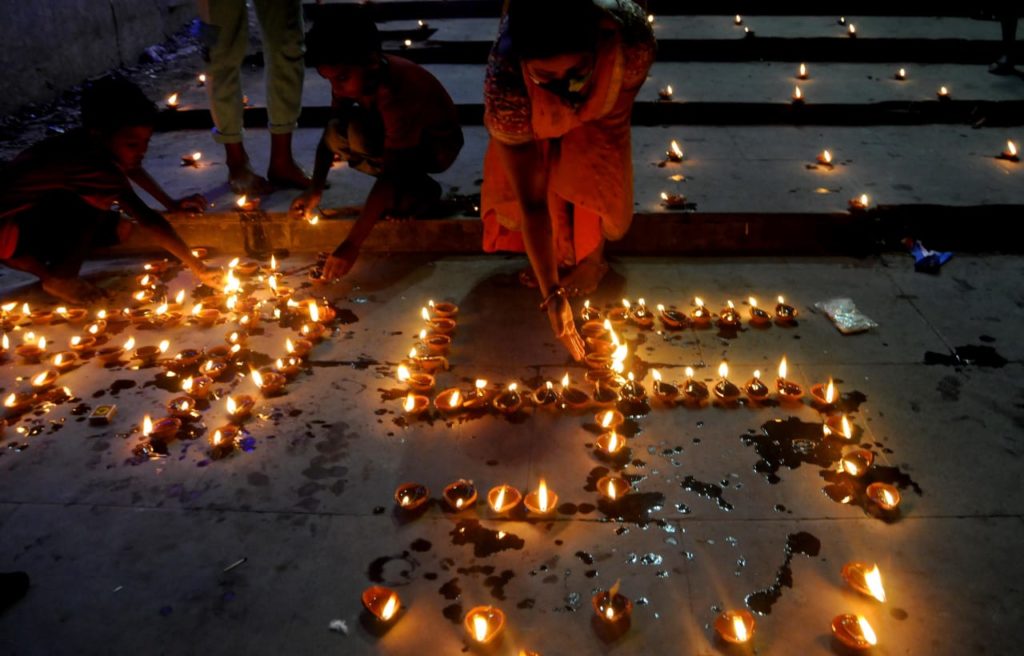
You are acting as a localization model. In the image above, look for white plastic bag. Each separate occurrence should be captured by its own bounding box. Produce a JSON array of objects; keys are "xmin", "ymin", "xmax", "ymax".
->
[{"xmin": 814, "ymin": 298, "xmax": 878, "ymax": 334}]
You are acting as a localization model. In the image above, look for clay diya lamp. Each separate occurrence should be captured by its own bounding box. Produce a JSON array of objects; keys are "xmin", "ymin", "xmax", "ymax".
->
[
  {"xmin": 492, "ymin": 383, "xmax": 523, "ymax": 414},
  {"xmin": 225, "ymin": 330, "xmax": 248, "ymax": 349},
  {"xmin": 606, "ymin": 301, "xmax": 629, "ymax": 326},
  {"xmin": 831, "ymin": 614, "xmax": 878, "ymax": 651},
  {"xmin": 580, "ymin": 299, "xmax": 602, "ymax": 321},
  {"xmin": 597, "ymin": 475, "xmax": 631, "ymax": 501},
  {"xmin": 29, "ymin": 309, "xmax": 55, "ymax": 325},
  {"xmin": 165, "ymin": 348, "xmax": 204, "ymax": 373},
  {"xmin": 744, "ymin": 370, "xmax": 771, "ymax": 403},
  {"xmin": 717, "ymin": 300, "xmax": 741, "ymax": 328},
  {"xmin": 151, "ymin": 310, "xmax": 183, "ymax": 330},
  {"xmin": 286, "ymin": 338, "xmax": 314, "ymax": 359},
  {"xmin": 866, "ymin": 483, "xmax": 901, "ymax": 511},
  {"xmin": 591, "ymin": 380, "xmax": 621, "ymax": 409},
  {"xmin": 192, "ymin": 305, "xmax": 222, "ymax": 327},
  {"xmin": 84, "ymin": 319, "xmax": 107, "ymax": 337},
  {"xmin": 307, "ymin": 301, "xmax": 336, "ymax": 324},
  {"xmin": 30, "ymin": 369, "xmax": 59, "ymax": 391},
  {"xmin": 586, "ymin": 367, "xmax": 617, "ymax": 387},
  {"xmin": 826, "ymin": 414, "xmax": 858, "ymax": 440},
  {"xmin": 747, "ymin": 297, "xmax": 771, "ymax": 326},
  {"xmin": 840, "ymin": 449, "xmax": 875, "ymax": 477},
  {"xmin": 401, "ymin": 392, "xmax": 430, "ymax": 415},
  {"xmin": 810, "ymin": 378, "xmax": 838, "ymax": 409},
  {"xmin": 713, "ymin": 362, "xmax": 741, "ymax": 403},
  {"xmin": 419, "ymin": 329, "xmax": 451, "ymax": 355},
  {"xmin": 660, "ymin": 192, "xmax": 687, "ymax": 210},
  {"xmin": 681, "ymin": 367, "xmax": 709, "ymax": 405},
  {"xmin": 585, "ymin": 352, "xmax": 612, "ymax": 370},
  {"xmin": 181, "ymin": 375, "xmax": 214, "ymax": 401},
  {"xmin": 127, "ymin": 308, "xmax": 152, "ymax": 326},
  {"xmin": 166, "ymin": 396, "xmax": 198, "ymax": 420},
  {"xmin": 104, "ymin": 310, "xmax": 131, "ymax": 329},
  {"xmin": 405, "ymin": 348, "xmax": 448, "ymax": 375},
  {"xmin": 629, "ymin": 298, "xmax": 654, "ymax": 328},
  {"xmin": 275, "ymin": 356, "xmax": 303, "ymax": 379},
  {"xmin": 57, "ymin": 307, "xmax": 89, "ymax": 324},
  {"xmin": 225, "ymin": 394, "xmax": 255, "ymax": 421},
  {"xmin": 532, "ymin": 381, "xmax": 559, "ymax": 409},
  {"xmin": 586, "ymin": 334, "xmax": 615, "ymax": 356},
  {"xmin": 16, "ymin": 338, "xmax": 47, "ymax": 363},
  {"xmin": 130, "ymin": 289, "xmax": 156, "ymax": 307},
  {"xmin": 234, "ymin": 260, "xmax": 259, "ymax": 276},
  {"xmin": 459, "ymin": 380, "xmax": 494, "ymax": 412},
  {"xmin": 206, "ymin": 345, "xmax": 233, "ymax": 361},
  {"xmin": 596, "ymin": 430, "xmax": 627, "ymax": 458},
  {"xmin": 421, "ymin": 307, "xmax": 455, "ymax": 335},
  {"xmin": 398, "ymin": 364, "xmax": 436, "ymax": 393},
  {"xmin": 690, "ymin": 297, "xmax": 712, "ymax": 327},
  {"xmin": 559, "ymin": 374, "xmax": 591, "ymax": 411},
  {"xmin": 142, "ymin": 259, "xmax": 171, "ymax": 274},
  {"xmin": 464, "ymin": 606, "xmax": 505, "ymax": 646},
  {"xmin": 51, "ymin": 351, "xmax": 78, "ymax": 373},
  {"xmin": 394, "ymin": 482, "xmax": 430, "ymax": 511},
  {"xmin": 4, "ymin": 392, "xmax": 35, "ymax": 415},
  {"xmin": 300, "ymin": 322, "xmax": 327, "ymax": 342},
  {"xmin": 774, "ymin": 295, "xmax": 798, "ymax": 323},
  {"xmin": 775, "ymin": 357, "xmax": 804, "ymax": 402},
  {"xmin": 428, "ymin": 299, "xmax": 459, "ymax": 319},
  {"xmin": 580, "ymin": 319, "xmax": 608, "ymax": 339},
  {"xmin": 523, "ymin": 479, "xmax": 557, "ymax": 515},
  {"xmin": 133, "ymin": 341, "xmax": 169, "ymax": 366},
  {"xmin": 620, "ymin": 373, "xmax": 647, "ymax": 403},
  {"xmin": 487, "ymin": 484, "xmax": 523, "ymax": 515},
  {"xmin": 435, "ymin": 387, "xmax": 464, "ymax": 414},
  {"xmin": 596, "ymin": 409, "xmax": 625, "ymax": 431},
  {"xmin": 443, "ymin": 479, "xmax": 477, "ymax": 511},
  {"xmin": 998, "ymin": 140, "xmax": 1019, "ymax": 163},
  {"xmin": 656, "ymin": 304, "xmax": 689, "ymax": 330},
  {"xmin": 147, "ymin": 416, "xmax": 182, "ymax": 442},
  {"xmin": 209, "ymin": 424, "xmax": 240, "ymax": 459},
  {"xmin": 714, "ymin": 609, "xmax": 755, "ymax": 645},
  {"xmin": 650, "ymin": 369, "xmax": 679, "ymax": 404},
  {"xmin": 190, "ymin": 247, "xmax": 209, "ymax": 260},
  {"xmin": 592, "ymin": 583, "xmax": 632, "ymax": 628},
  {"xmin": 841, "ymin": 562, "xmax": 887, "ymax": 602},
  {"xmin": 252, "ymin": 369, "xmax": 287, "ymax": 397},
  {"xmin": 200, "ymin": 359, "xmax": 229, "ymax": 380},
  {"xmin": 69, "ymin": 335, "xmax": 97, "ymax": 354},
  {"xmin": 361, "ymin": 586, "xmax": 401, "ymax": 624}
]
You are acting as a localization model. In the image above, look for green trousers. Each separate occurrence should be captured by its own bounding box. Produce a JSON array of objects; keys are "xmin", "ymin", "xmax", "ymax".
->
[{"xmin": 197, "ymin": 0, "xmax": 305, "ymax": 143}]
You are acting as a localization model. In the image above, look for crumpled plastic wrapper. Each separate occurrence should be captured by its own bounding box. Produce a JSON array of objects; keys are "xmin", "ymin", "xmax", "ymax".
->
[
  {"xmin": 814, "ymin": 298, "xmax": 878, "ymax": 334},
  {"xmin": 328, "ymin": 619, "xmax": 349, "ymax": 635}
]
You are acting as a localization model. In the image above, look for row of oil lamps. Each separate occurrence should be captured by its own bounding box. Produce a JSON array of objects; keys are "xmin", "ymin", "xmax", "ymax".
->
[{"xmin": 359, "ymin": 560, "xmax": 888, "ymax": 650}]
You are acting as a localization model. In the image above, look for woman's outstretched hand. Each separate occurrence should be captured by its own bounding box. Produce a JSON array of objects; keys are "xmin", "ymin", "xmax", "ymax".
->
[{"xmin": 546, "ymin": 293, "xmax": 585, "ymax": 361}]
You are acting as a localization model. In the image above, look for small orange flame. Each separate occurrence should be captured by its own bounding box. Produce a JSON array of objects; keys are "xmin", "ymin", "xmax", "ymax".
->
[
  {"xmin": 857, "ymin": 616, "xmax": 877, "ymax": 645},
  {"xmin": 841, "ymin": 415, "xmax": 853, "ymax": 439},
  {"xmin": 251, "ymin": 369, "xmax": 264, "ymax": 388},
  {"xmin": 142, "ymin": 415, "xmax": 153, "ymax": 436},
  {"xmin": 718, "ymin": 361, "xmax": 729, "ymax": 379},
  {"xmin": 473, "ymin": 615, "xmax": 489, "ymax": 642},
  {"xmin": 381, "ymin": 594, "xmax": 398, "ymax": 621},
  {"xmin": 449, "ymin": 390, "xmax": 461, "ymax": 408},
  {"xmin": 1008, "ymin": 141, "xmax": 1018, "ymax": 157},
  {"xmin": 236, "ymin": 195, "xmax": 247, "ymax": 208},
  {"xmin": 733, "ymin": 615, "xmax": 748, "ymax": 642},
  {"xmin": 538, "ymin": 479, "xmax": 549, "ymax": 511},
  {"xmin": 123, "ymin": 336, "xmax": 136, "ymax": 351},
  {"xmin": 494, "ymin": 486, "xmax": 506, "ymax": 512},
  {"xmin": 167, "ymin": 93, "xmax": 179, "ymax": 107},
  {"xmin": 825, "ymin": 379, "xmax": 835, "ymax": 403},
  {"xmin": 397, "ymin": 364, "xmax": 410, "ymax": 383},
  {"xmin": 607, "ymin": 479, "xmax": 617, "ymax": 500},
  {"xmin": 865, "ymin": 565, "xmax": 886, "ymax": 602},
  {"xmin": 778, "ymin": 356, "xmax": 788, "ymax": 380},
  {"xmin": 403, "ymin": 393, "xmax": 416, "ymax": 412},
  {"xmin": 669, "ymin": 140, "xmax": 683, "ymax": 159}
]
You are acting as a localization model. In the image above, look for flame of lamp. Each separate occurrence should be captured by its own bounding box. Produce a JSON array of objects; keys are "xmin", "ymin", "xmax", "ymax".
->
[
  {"xmin": 831, "ymin": 614, "xmax": 878, "ymax": 650},
  {"xmin": 394, "ymin": 482, "xmax": 430, "ymax": 511},
  {"xmin": 487, "ymin": 485, "xmax": 522, "ymax": 514},
  {"xmin": 463, "ymin": 606, "xmax": 505, "ymax": 644},
  {"xmin": 866, "ymin": 482, "xmax": 901, "ymax": 511},
  {"xmin": 592, "ymin": 590, "xmax": 632, "ymax": 625},
  {"xmin": 715, "ymin": 609, "xmax": 755, "ymax": 644},
  {"xmin": 361, "ymin": 586, "xmax": 401, "ymax": 623}
]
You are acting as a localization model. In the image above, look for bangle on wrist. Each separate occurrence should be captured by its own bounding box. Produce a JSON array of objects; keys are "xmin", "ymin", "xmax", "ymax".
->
[{"xmin": 539, "ymin": 286, "xmax": 566, "ymax": 312}]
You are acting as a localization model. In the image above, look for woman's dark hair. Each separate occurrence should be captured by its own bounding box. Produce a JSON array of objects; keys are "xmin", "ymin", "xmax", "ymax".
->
[
  {"xmin": 81, "ymin": 75, "xmax": 159, "ymax": 133},
  {"xmin": 305, "ymin": 6, "xmax": 381, "ymax": 67},
  {"xmin": 507, "ymin": 0, "xmax": 602, "ymax": 60}
]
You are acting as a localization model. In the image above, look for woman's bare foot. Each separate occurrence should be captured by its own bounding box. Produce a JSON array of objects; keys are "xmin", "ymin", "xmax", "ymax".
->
[{"xmin": 561, "ymin": 258, "xmax": 609, "ymax": 296}]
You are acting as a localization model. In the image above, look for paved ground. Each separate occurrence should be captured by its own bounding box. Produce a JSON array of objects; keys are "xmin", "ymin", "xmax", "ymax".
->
[{"xmin": 0, "ymin": 253, "xmax": 1021, "ymax": 655}]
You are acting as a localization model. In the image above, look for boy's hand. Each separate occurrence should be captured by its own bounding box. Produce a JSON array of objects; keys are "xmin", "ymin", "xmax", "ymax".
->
[
  {"xmin": 290, "ymin": 190, "xmax": 323, "ymax": 220},
  {"xmin": 320, "ymin": 243, "xmax": 359, "ymax": 281},
  {"xmin": 171, "ymin": 194, "xmax": 208, "ymax": 213}
]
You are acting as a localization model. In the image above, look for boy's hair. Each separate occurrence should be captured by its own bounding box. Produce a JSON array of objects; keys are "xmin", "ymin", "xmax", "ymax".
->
[
  {"xmin": 508, "ymin": 0, "xmax": 602, "ymax": 60},
  {"xmin": 305, "ymin": 7, "xmax": 381, "ymax": 67},
  {"xmin": 81, "ymin": 75, "xmax": 159, "ymax": 133}
]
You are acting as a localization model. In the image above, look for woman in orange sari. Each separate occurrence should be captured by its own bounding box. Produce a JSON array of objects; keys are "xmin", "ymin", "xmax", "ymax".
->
[{"xmin": 481, "ymin": 0, "xmax": 655, "ymax": 360}]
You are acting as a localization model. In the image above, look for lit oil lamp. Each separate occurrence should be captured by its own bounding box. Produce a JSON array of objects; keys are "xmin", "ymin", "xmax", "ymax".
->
[
  {"xmin": 394, "ymin": 482, "xmax": 429, "ymax": 511},
  {"xmin": 620, "ymin": 372, "xmax": 647, "ymax": 403},
  {"xmin": 225, "ymin": 394, "xmax": 255, "ymax": 421},
  {"xmin": 848, "ymin": 23, "xmax": 857, "ymax": 37},
  {"xmin": 127, "ymin": 308, "xmax": 152, "ymax": 326},
  {"xmin": 286, "ymin": 338, "xmax": 313, "ymax": 359},
  {"xmin": 825, "ymin": 413, "xmax": 857, "ymax": 440},
  {"xmin": 493, "ymin": 383, "xmax": 523, "ymax": 414},
  {"xmin": 651, "ymin": 369, "xmax": 679, "ymax": 404},
  {"xmin": 747, "ymin": 297, "xmax": 771, "ymax": 326},
  {"xmin": 51, "ymin": 351, "xmax": 78, "ymax": 373},
  {"xmin": 656, "ymin": 303, "xmax": 689, "ymax": 329},
  {"xmin": 443, "ymin": 479, "xmax": 477, "ymax": 511},
  {"xmin": 435, "ymin": 387, "xmax": 464, "ymax": 414},
  {"xmin": 895, "ymin": 67, "xmax": 906, "ymax": 80},
  {"xmin": 682, "ymin": 366, "xmax": 709, "ymax": 404},
  {"xmin": 718, "ymin": 300, "xmax": 740, "ymax": 327},
  {"xmin": 406, "ymin": 347, "xmax": 448, "ymax": 375},
  {"xmin": 180, "ymin": 151, "xmax": 202, "ymax": 167},
  {"xmin": 464, "ymin": 606, "xmax": 505, "ymax": 645},
  {"xmin": 606, "ymin": 301, "xmax": 629, "ymax": 325},
  {"xmin": 200, "ymin": 359, "xmax": 229, "ymax": 380},
  {"xmin": 397, "ymin": 364, "xmax": 435, "ymax": 393},
  {"xmin": 234, "ymin": 260, "xmax": 259, "ymax": 277},
  {"xmin": 361, "ymin": 586, "xmax": 401, "ymax": 624},
  {"xmin": 580, "ymin": 318, "xmax": 608, "ymax": 339},
  {"xmin": 797, "ymin": 62, "xmax": 808, "ymax": 80},
  {"xmin": 166, "ymin": 396, "xmax": 198, "ymax": 420},
  {"xmin": 133, "ymin": 339, "xmax": 170, "ymax": 366},
  {"xmin": 165, "ymin": 348, "xmax": 203, "ymax": 373},
  {"xmin": 743, "ymin": 26, "xmax": 754, "ymax": 37},
  {"xmin": 165, "ymin": 93, "xmax": 179, "ymax": 109},
  {"xmin": 866, "ymin": 482, "xmax": 901, "ymax": 511},
  {"xmin": 235, "ymin": 194, "xmax": 258, "ymax": 211},
  {"xmin": 840, "ymin": 449, "xmax": 875, "ymax": 476},
  {"xmin": 300, "ymin": 322, "xmax": 327, "ymax": 342},
  {"xmin": 817, "ymin": 149, "xmax": 834, "ymax": 168},
  {"xmin": 57, "ymin": 306, "xmax": 89, "ymax": 324},
  {"xmin": 660, "ymin": 191, "xmax": 687, "ymax": 210},
  {"xmin": 998, "ymin": 140, "xmax": 1019, "ymax": 162},
  {"xmin": 937, "ymin": 85, "xmax": 950, "ymax": 101},
  {"xmin": 29, "ymin": 308, "xmax": 54, "ymax": 325},
  {"xmin": 713, "ymin": 361, "xmax": 741, "ymax": 402},
  {"xmin": 275, "ymin": 356, "xmax": 303, "ymax": 379},
  {"xmin": 0, "ymin": 332, "xmax": 8, "ymax": 359},
  {"xmin": 666, "ymin": 140, "xmax": 684, "ymax": 163},
  {"xmin": 580, "ymin": 299, "xmax": 602, "ymax": 321},
  {"xmin": 591, "ymin": 376, "xmax": 621, "ymax": 409},
  {"xmin": 427, "ymin": 299, "xmax": 459, "ymax": 319},
  {"xmin": 831, "ymin": 614, "xmax": 877, "ymax": 651},
  {"xmin": 596, "ymin": 429, "xmax": 626, "ymax": 457},
  {"xmin": 715, "ymin": 609, "xmax": 755, "ymax": 644},
  {"xmin": 400, "ymin": 391, "xmax": 429, "ymax": 415},
  {"xmin": 209, "ymin": 424, "xmax": 240, "ymax": 459},
  {"xmin": 810, "ymin": 377, "xmax": 837, "ymax": 408},
  {"xmin": 596, "ymin": 409, "xmax": 625, "ymax": 430},
  {"xmin": 592, "ymin": 581, "xmax": 632, "ymax": 626},
  {"xmin": 69, "ymin": 335, "xmax": 97, "ymax": 353},
  {"xmin": 774, "ymin": 295, "xmax": 798, "ymax": 322},
  {"xmin": 523, "ymin": 479, "xmax": 557, "ymax": 515},
  {"xmin": 630, "ymin": 298, "xmax": 654, "ymax": 328},
  {"xmin": 597, "ymin": 475, "xmax": 631, "ymax": 501},
  {"xmin": 131, "ymin": 289, "xmax": 155, "ymax": 306},
  {"xmin": 488, "ymin": 484, "xmax": 522, "ymax": 514},
  {"xmin": 744, "ymin": 369, "xmax": 770, "ymax": 403},
  {"xmin": 192, "ymin": 303, "xmax": 221, "ymax": 327},
  {"xmin": 658, "ymin": 84, "xmax": 673, "ymax": 101},
  {"xmin": 16, "ymin": 335, "xmax": 47, "ymax": 363},
  {"xmin": 734, "ymin": 14, "xmax": 742, "ymax": 25},
  {"xmin": 251, "ymin": 368, "xmax": 286, "ymax": 397},
  {"xmin": 560, "ymin": 373, "xmax": 591, "ymax": 410},
  {"xmin": 584, "ymin": 351, "xmax": 611, "ymax": 370},
  {"xmin": 841, "ymin": 562, "xmax": 887, "ymax": 602},
  {"xmin": 848, "ymin": 193, "xmax": 870, "ymax": 212},
  {"xmin": 4, "ymin": 392, "xmax": 34, "ymax": 415},
  {"xmin": 144, "ymin": 414, "xmax": 181, "ymax": 442},
  {"xmin": 775, "ymin": 356, "xmax": 804, "ymax": 401},
  {"xmin": 533, "ymin": 380, "xmax": 559, "ymax": 408},
  {"xmin": 197, "ymin": 73, "xmax": 206, "ymax": 86},
  {"xmin": 419, "ymin": 328, "xmax": 451, "ymax": 355},
  {"xmin": 792, "ymin": 85, "xmax": 804, "ymax": 104},
  {"xmin": 421, "ymin": 306, "xmax": 456, "ymax": 335},
  {"xmin": 691, "ymin": 297, "xmax": 711, "ymax": 326},
  {"xmin": 181, "ymin": 375, "xmax": 213, "ymax": 400},
  {"xmin": 462, "ymin": 379, "xmax": 493, "ymax": 411},
  {"xmin": 96, "ymin": 335, "xmax": 131, "ymax": 365},
  {"xmin": 30, "ymin": 369, "xmax": 59, "ymax": 391}
]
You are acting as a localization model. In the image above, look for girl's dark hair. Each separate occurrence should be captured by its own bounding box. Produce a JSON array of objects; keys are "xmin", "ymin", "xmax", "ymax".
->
[
  {"xmin": 507, "ymin": 0, "xmax": 602, "ymax": 60},
  {"xmin": 81, "ymin": 75, "xmax": 158, "ymax": 133},
  {"xmin": 305, "ymin": 6, "xmax": 381, "ymax": 67}
]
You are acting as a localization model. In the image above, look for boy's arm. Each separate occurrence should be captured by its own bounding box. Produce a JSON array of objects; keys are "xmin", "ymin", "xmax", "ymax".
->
[
  {"xmin": 289, "ymin": 136, "xmax": 335, "ymax": 220},
  {"xmin": 127, "ymin": 168, "xmax": 207, "ymax": 213}
]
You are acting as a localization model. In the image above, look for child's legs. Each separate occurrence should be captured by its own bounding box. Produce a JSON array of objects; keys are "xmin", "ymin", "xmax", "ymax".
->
[
  {"xmin": 198, "ymin": 0, "xmax": 248, "ymax": 144},
  {"xmin": 10, "ymin": 194, "xmax": 120, "ymax": 279},
  {"xmin": 252, "ymin": 0, "xmax": 305, "ymax": 137}
]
